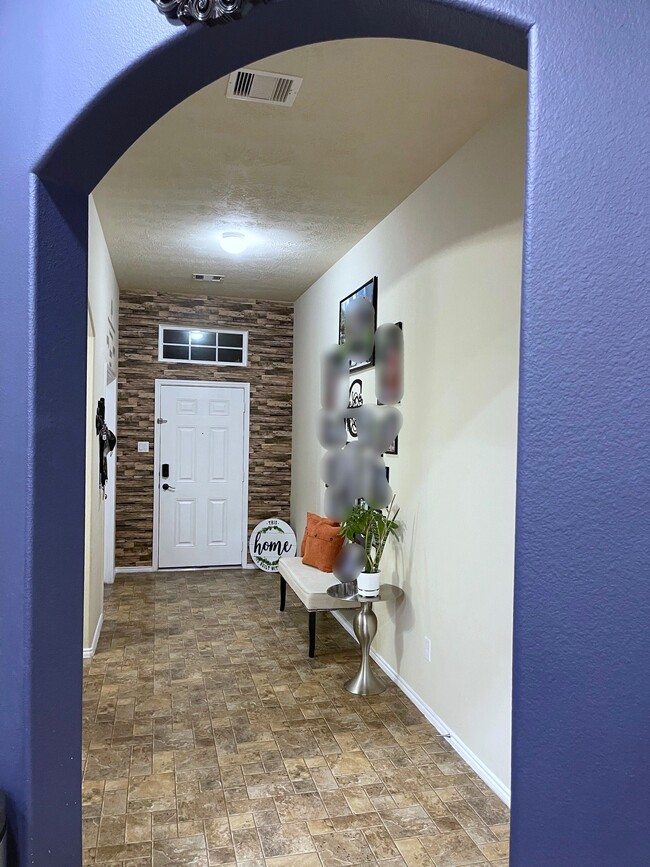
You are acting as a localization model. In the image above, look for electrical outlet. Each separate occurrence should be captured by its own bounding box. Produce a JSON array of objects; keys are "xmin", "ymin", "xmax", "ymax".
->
[
  {"xmin": 424, "ymin": 637, "xmax": 432, "ymax": 662},
  {"xmin": 137, "ymin": 441, "xmax": 150, "ymax": 453}
]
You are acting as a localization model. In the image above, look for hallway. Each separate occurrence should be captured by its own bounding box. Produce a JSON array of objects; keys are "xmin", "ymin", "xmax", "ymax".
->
[{"xmin": 82, "ymin": 571, "xmax": 509, "ymax": 866}]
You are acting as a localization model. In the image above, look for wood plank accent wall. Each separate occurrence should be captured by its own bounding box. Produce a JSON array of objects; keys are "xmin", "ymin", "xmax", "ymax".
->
[{"xmin": 116, "ymin": 291, "xmax": 293, "ymax": 567}]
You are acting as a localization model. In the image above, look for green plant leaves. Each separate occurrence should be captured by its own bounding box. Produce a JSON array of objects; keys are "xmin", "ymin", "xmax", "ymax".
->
[{"xmin": 338, "ymin": 496, "xmax": 400, "ymax": 572}]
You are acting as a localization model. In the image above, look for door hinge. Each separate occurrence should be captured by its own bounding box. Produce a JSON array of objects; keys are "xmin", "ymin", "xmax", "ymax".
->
[{"xmin": 157, "ymin": 417, "xmax": 168, "ymax": 424}]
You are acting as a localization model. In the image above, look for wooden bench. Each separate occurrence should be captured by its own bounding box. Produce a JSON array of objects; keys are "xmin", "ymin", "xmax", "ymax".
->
[{"xmin": 278, "ymin": 557, "xmax": 360, "ymax": 657}]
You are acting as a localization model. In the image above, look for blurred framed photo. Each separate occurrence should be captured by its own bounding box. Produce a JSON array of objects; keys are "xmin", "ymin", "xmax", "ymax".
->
[
  {"xmin": 384, "ymin": 435, "xmax": 399, "ymax": 456},
  {"xmin": 339, "ymin": 276, "xmax": 378, "ymax": 372},
  {"xmin": 346, "ymin": 378, "xmax": 364, "ymax": 440}
]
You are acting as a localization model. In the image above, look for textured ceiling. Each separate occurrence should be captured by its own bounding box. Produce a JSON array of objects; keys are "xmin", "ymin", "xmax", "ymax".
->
[{"xmin": 94, "ymin": 39, "xmax": 525, "ymax": 301}]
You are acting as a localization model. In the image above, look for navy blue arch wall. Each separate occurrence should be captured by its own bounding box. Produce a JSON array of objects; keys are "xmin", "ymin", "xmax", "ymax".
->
[{"xmin": 0, "ymin": 0, "xmax": 648, "ymax": 863}]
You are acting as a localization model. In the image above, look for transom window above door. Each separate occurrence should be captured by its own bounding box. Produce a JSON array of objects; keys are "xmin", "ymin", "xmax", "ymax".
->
[{"xmin": 158, "ymin": 325, "xmax": 248, "ymax": 366}]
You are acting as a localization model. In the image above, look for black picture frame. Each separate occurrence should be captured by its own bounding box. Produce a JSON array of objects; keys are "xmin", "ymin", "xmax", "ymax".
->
[
  {"xmin": 384, "ymin": 435, "xmax": 399, "ymax": 456},
  {"xmin": 379, "ymin": 325, "xmax": 402, "ymax": 455},
  {"xmin": 339, "ymin": 276, "xmax": 378, "ymax": 373},
  {"xmin": 346, "ymin": 378, "xmax": 363, "ymax": 440}
]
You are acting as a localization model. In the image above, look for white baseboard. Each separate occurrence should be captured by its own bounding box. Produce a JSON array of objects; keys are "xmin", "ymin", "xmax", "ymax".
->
[
  {"xmin": 331, "ymin": 611, "xmax": 511, "ymax": 807},
  {"xmin": 117, "ymin": 564, "xmax": 255, "ymax": 575},
  {"xmin": 83, "ymin": 612, "xmax": 104, "ymax": 659},
  {"xmin": 155, "ymin": 564, "xmax": 254, "ymax": 572}
]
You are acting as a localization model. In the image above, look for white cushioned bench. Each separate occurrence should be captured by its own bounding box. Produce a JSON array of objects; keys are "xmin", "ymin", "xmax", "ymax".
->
[{"xmin": 278, "ymin": 557, "xmax": 359, "ymax": 657}]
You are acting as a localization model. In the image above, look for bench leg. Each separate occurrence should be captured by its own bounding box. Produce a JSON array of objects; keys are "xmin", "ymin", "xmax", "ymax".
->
[
  {"xmin": 280, "ymin": 576, "xmax": 287, "ymax": 612},
  {"xmin": 309, "ymin": 612, "xmax": 316, "ymax": 658}
]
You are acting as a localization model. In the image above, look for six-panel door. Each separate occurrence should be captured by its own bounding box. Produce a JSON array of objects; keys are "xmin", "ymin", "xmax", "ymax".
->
[{"xmin": 158, "ymin": 384, "xmax": 246, "ymax": 568}]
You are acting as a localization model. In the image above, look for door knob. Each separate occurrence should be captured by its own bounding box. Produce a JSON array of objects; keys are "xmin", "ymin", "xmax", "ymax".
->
[{"xmin": 162, "ymin": 483, "xmax": 176, "ymax": 491}]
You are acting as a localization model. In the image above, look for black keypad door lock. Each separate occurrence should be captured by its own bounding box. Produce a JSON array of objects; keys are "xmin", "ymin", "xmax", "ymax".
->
[{"xmin": 162, "ymin": 463, "xmax": 170, "ymax": 478}]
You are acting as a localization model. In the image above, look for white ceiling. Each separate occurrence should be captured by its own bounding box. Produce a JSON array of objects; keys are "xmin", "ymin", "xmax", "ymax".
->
[{"xmin": 94, "ymin": 38, "xmax": 525, "ymax": 301}]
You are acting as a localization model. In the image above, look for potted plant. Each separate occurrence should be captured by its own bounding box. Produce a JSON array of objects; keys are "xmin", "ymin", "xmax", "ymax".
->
[{"xmin": 339, "ymin": 496, "xmax": 400, "ymax": 596}]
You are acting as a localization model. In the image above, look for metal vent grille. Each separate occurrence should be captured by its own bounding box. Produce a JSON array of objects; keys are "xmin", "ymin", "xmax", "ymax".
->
[
  {"xmin": 227, "ymin": 68, "xmax": 303, "ymax": 106},
  {"xmin": 193, "ymin": 273, "xmax": 224, "ymax": 283},
  {"xmin": 233, "ymin": 70, "xmax": 255, "ymax": 98}
]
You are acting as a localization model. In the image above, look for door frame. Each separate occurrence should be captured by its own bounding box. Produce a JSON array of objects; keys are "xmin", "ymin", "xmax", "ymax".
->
[
  {"xmin": 84, "ymin": 310, "xmax": 96, "ymax": 641},
  {"xmin": 152, "ymin": 378, "xmax": 251, "ymax": 571}
]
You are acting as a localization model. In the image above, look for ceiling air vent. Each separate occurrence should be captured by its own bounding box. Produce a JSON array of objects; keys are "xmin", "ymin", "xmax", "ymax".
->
[
  {"xmin": 193, "ymin": 273, "xmax": 224, "ymax": 283},
  {"xmin": 227, "ymin": 68, "xmax": 303, "ymax": 107}
]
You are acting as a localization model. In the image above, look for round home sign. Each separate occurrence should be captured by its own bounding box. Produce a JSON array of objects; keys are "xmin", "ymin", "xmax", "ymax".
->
[{"xmin": 249, "ymin": 518, "xmax": 297, "ymax": 572}]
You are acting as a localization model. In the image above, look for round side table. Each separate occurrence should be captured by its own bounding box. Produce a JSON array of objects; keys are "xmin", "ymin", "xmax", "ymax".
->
[{"xmin": 327, "ymin": 582, "xmax": 404, "ymax": 695}]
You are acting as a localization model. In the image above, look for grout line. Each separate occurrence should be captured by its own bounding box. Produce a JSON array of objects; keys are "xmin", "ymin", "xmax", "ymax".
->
[{"xmin": 330, "ymin": 610, "xmax": 511, "ymax": 807}]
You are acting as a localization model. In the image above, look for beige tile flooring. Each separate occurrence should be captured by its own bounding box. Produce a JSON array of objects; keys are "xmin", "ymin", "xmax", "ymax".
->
[{"xmin": 83, "ymin": 570, "xmax": 510, "ymax": 867}]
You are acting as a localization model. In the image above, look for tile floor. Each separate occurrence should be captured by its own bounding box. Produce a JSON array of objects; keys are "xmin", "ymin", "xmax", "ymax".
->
[{"xmin": 83, "ymin": 570, "xmax": 510, "ymax": 866}]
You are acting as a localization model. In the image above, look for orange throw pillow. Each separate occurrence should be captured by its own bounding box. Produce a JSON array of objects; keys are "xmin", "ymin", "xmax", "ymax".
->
[
  {"xmin": 301, "ymin": 512, "xmax": 338, "ymax": 557},
  {"xmin": 303, "ymin": 521, "xmax": 345, "ymax": 573}
]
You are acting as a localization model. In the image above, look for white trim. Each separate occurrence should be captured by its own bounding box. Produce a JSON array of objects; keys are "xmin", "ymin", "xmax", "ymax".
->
[
  {"xmin": 151, "ymin": 565, "xmax": 248, "ymax": 573},
  {"xmin": 116, "ymin": 565, "xmax": 256, "ymax": 574},
  {"xmin": 158, "ymin": 324, "xmax": 249, "ymax": 367},
  {"xmin": 330, "ymin": 611, "xmax": 511, "ymax": 807},
  {"xmin": 83, "ymin": 613, "xmax": 104, "ymax": 659},
  {"xmin": 153, "ymin": 379, "xmax": 251, "ymax": 571}
]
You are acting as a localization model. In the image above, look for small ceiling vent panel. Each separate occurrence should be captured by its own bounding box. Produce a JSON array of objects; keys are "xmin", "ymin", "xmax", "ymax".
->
[
  {"xmin": 193, "ymin": 273, "xmax": 224, "ymax": 283},
  {"xmin": 227, "ymin": 68, "xmax": 303, "ymax": 107}
]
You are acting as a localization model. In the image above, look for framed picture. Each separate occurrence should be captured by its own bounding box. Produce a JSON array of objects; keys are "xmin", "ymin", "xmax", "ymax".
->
[
  {"xmin": 339, "ymin": 276, "xmax": 378, "ymax": 372},
  {"xmin": 378, "ymin": 323, "xmax": 401, "ymax": 454},
  {"xmin": 384, "ymin": 435, "xmax": 399, "ymax": 456},
  {"xmin": 346, "ymin": 378, "xmax": 364, "ymax": 440}
]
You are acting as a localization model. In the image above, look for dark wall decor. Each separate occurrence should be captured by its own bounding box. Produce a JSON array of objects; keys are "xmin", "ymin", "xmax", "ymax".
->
[
  {"xmin": 381, "ymin": 321, "xmax": 402, "ymax": 455},
  {"xmin": 346, "ymin": 377, "xmax": 363, "ymax": 439},
  {"xmin": 95, "ymin": 398, "xmax": 117, "ymax": 493},
  {"xmin": 384, "ymin": 434, "xmax": 398, "ymax": 456},
  {"xmin": 339, "ymin": 276, "xmax": 378, "ymax": 372},
  {"xmin": 116, "ymin": 290, "xmax": 293, "ymax": 567},
  {"xmin": 151, "ymin": 0, "xmax": 267, "ymax": 26}
]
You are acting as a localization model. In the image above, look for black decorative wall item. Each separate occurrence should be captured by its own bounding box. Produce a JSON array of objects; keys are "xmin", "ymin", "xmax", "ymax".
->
[
  {"xmin": 339, "ymin": 276, "xmax": 378, "ymax": 372},
  {"xmin": 346, "ymin": 378, "xmax": 363, "ymax": 439},
  {"xmin": 150, "ymin": 0, "xmax": 267, "ymax": 25},
  {"xmin": 380, "ymin": 320, "xmax": 402, "ymax": 455},
  {"xmin": 384, "ymin": 434, "xmax": 399, "ymax": 456},
  {"xmin": 95, "ymin": 398, "xmax": 117, "ymax": 495}
]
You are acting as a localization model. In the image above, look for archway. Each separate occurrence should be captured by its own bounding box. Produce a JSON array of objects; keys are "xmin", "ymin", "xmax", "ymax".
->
[{"xmin": 1, "ymin": 1, "xmax": 648, "ymax": 865}]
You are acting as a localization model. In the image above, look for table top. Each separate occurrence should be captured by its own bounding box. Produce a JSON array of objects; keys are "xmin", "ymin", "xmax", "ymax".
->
[{"xmin": 327, "ymin": 581, "xmax": 404, "ymax": 603}]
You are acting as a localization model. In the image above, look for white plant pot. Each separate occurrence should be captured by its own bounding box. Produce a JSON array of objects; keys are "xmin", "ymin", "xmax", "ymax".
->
[{"xmin": 357, "ymin": 570, "xmax": 381, "ymax": 597}]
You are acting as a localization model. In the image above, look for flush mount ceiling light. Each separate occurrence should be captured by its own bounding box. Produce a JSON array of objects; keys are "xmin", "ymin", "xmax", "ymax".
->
[{"xmin": 220, "ymin": 232, "xmax": 248, "ymax": 255}]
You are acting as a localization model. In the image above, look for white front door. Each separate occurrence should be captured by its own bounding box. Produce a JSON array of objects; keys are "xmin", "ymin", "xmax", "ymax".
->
[{"xmin": 157, "ymin": 383, "xmax": 246, "ymax": 568}]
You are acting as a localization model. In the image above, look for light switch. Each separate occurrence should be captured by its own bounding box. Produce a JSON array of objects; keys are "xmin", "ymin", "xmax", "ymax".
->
[{"xmin": 137, "ymin": 441, "xmax": 150, "ymax": 453}]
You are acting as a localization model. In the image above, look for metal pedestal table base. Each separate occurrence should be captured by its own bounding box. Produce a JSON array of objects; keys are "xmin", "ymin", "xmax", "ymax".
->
[
  {"xmin": 345, "ymin": 601, "xmax": 385, "ymax": 695},
  {"xmin": 327, "ymin": 581, "xmax": 403, "ymax": 697}
]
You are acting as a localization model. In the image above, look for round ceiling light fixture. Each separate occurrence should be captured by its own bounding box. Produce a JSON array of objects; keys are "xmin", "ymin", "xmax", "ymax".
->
[{"xmin": 220, "ymin": 231, "xmax": 248, "ymax": 255}]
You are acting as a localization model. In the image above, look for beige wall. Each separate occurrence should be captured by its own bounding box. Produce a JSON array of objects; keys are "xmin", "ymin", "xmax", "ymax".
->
[
  {"xmin": 84, "ymin": 196, "xmax": 120, "ymax": 652},
  {"xmin": 291, "ymin": 96, "xmax": 526, "ymax": 794}
]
